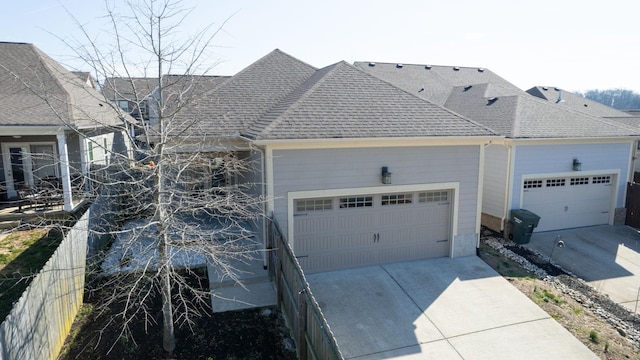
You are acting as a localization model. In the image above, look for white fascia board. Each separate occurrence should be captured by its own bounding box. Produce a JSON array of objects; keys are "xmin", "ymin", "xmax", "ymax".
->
[
  {"xmin": 509, "ymin": 137, "xmax": 638, "ymax": 146},
  {"xmin": 0, "ymin": 125, "xmax": 66, "ymax": 136},
  {"xmin": 252, "ymin": 136, "xmax": 502, "ymax": 150}
]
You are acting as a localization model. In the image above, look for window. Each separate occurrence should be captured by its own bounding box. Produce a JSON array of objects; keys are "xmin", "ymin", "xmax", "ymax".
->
[
  {"xmin": 546, "ymin": 178, "xmax": 565, "ymax": 187},
  {"xmin": 88, "ymin": 141, "xmax": 94, "ymax": 161},
  {"xmin": 523, "ymin": 180, "xmax": 543, "ymax": 189},
  {"xmin": 381, "ymin": 193, "xmax": 412, "ymax": 206},
  {"xmin": 570, "ymin": 177, "xmax": 589, "ymax": 185},
  {"xmin": 592, "ymin": 176, "xmax": 611, "ymax": 184},
  {"xmin": 103, "ymin": 138, "xmax": 109, "ymax": 165},
  {"xmin": 418, "ymin": 191, "xmax": 448, "ymax": 203},
  {"xmin": 296, "ymin": 199, "xmax": 332, "ymax": 212},
  {"xmin": 339, "ymin": 196, "xmax": 373, "ymax": 208},
  {"xmin": 117, "ymin": 100, "xmax": 130, "ymax": 112}
]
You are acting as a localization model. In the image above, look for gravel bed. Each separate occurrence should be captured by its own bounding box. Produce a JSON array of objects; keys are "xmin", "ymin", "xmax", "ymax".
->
[{"xmin": 484, "ymin": 237, "xmax": 640, "ymax": 348}]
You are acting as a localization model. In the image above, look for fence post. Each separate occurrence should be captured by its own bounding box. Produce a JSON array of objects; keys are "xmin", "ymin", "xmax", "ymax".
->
[
  {"xmin": 275, "ymin": 236, "xmax": 284, "ymax": 306},
  {"xmin": 297, "ymin": 289, "xmax": 308, "ymax": 360}
]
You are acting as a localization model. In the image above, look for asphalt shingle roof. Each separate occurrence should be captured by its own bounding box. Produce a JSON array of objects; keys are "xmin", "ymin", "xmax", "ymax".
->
[
  {"xmin": 170, "ymin": 49, "xmax": 317, "ymax": 137},
  {"xmin": 444, "ymin": 84, "xmax": 640, "ymax": 138},
  {"xmin": 246, "ymin": 62, "xmax": 495, "ymax": 140},
  {"xmin": 0, "ymin": 42, "xmax": 123, "ymax": 128},
  {"xmin": 354, "ymin": 62, "xmax": 523, "ymax": 106},
  {"xmin": 357, "ymin": 60, "xmax": 640, "ymax": 139},
  {"xmin": 527, "ymin": 86, "xmax": 631, "ymax": 118},
  {"xmin": 102, "ymin": 77, "xmax": 159, "ymax": 101}
]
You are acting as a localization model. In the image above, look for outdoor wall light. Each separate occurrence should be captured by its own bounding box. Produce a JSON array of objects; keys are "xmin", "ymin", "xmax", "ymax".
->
[
  {"xmin": 381, "ymin": 166, "xmax": 392, "ymax": 184},
  {"xmin": 572, "ymin": 158, "xmax": 582, "ymax": 171}
]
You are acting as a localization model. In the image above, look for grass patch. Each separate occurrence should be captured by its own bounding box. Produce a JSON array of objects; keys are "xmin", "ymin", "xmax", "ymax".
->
[
  {"xmin": 533, "ymin": 287, "xmax": 566, "ymax": 305},
  {"xmin": 571, "ymin": 306, "xmax": 583, "ymax": 315},
  {"xmin": 589, "ymin": 329, "xmax": 600, "ymax": 344},
  {"xmin": 0, "ymin": 227, "xmax": 64, "ymax": 320}
]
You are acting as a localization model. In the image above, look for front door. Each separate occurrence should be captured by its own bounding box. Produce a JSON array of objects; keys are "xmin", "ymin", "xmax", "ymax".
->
[{"xmin": 2, "ymin": 144, "xmax": 34, "ymax": 199}]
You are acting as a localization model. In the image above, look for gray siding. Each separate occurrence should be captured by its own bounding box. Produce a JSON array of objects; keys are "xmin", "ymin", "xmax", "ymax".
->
[
  {"xmin": 483, "ymin": 144, "xmax": 509, "ymax": 218},
  {"xmin": 241, "ymin": 150, "xmax": 265, "ymax": 237},
  {"xmin": 510, "ymin": 142, "xmax": 632, "ymax": 210},
  {"xmin": 272, "ymin": 145, "xmax": 481, "ymax": 241}
]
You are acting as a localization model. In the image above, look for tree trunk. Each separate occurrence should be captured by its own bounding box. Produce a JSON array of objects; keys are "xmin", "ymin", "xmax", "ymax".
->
[{"xmin": 160, "ymin": 231, "xmax": 176, "ymax": 352}]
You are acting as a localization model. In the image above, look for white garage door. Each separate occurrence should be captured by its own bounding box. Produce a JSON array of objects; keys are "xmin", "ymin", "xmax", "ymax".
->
[
  {"xmin": 522, "ymin": 175, "xmax": 613, "ymax": 232},
  {"xmin": 293, "ymin": 190, "xmax": 451, "ymax": 273}
]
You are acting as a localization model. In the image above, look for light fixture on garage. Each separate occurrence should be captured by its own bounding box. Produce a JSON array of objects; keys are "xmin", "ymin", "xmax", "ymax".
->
[
  {"xmin": 381, "ymin": 167, "xmax": 392, "ymax": 184},
  {"xmin": 572, "ymin": 158, "xmax": 582, "ymax": 171}
]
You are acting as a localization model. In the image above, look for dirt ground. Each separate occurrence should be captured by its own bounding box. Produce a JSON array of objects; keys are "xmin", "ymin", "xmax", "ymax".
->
[
  {"xmin": 479, "ymin": 233, "xmax": 640, "ymax": 360},
  {"xmin": 57, "ymin": 270, "xmax": 297, "ymax": 360}
]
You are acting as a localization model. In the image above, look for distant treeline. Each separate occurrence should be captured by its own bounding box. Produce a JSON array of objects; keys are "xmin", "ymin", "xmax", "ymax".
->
[{"xmin": 577, "ymin": 89, "xmax": 640, "ymax": 110}]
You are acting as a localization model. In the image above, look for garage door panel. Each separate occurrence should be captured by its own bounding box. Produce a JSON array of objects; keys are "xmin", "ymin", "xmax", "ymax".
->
[
  {"xmin": 294, "ymin": 190, "xmax": 452, "ymax": 273},
  {"xmin": 522, "ymin": 175, "xmax": 612, "ymax": 232}
]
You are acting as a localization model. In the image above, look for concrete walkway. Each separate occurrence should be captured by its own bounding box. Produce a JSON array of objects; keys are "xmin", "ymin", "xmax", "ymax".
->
[
  {"xmin": 527, "ymin": 225, "xmax": 640, "ymax": 313},
  {"xmin": 208, "ymin": 257, "xmax": 276, "ymax": 313},
  {"xmin": 306, "ymin": 256, "xmax": 597, "ymax": 360}
]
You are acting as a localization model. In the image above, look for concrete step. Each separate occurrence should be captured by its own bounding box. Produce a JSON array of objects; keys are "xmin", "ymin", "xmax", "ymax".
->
[{"xmin": 208, "ymin": 257, "xmax": 276, "ymax": 312}]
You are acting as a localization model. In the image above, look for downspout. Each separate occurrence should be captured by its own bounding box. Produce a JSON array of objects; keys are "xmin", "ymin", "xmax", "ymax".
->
[
  {"xmin": 502, "ymin": 141, "xmax": 514, "ymax": 232},
  {"xmin": 476, "ymin": 141, "xmax": 488, "ymax": 251},
  {"xmin": 251, "ymin": 144, "xmax": 269, "ymax": 270}
]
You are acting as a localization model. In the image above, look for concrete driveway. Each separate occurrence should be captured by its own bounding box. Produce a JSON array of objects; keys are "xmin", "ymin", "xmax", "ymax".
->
[
  {"xmin": 527, "ymin": 225, "xmax": 640, "ymax": 313},
  {"xmin": 306, "ymin": 256, "xmax": 597, "ymax": 359}
]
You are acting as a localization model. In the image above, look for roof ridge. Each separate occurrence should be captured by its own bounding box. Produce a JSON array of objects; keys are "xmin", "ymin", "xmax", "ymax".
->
[
  {"xmin": 252, "ymin": 62, "xmax": 345, "ymax": 138},
  {"xmin": 355, "ymin": 61, "xmax": 487, "ymax": 71},
  {"xmin": 30, "ymin": 44, "xmax": 74, "ymax": 121}
]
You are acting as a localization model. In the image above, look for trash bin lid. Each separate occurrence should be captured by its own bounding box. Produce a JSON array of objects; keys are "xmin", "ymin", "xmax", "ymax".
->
[{"xmin": 511, "ymin": 209, "xmax": 540, "ymax": 221}]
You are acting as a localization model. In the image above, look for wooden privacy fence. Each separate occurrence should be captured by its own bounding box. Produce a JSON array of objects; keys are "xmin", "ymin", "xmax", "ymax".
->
[
  {"xmin": 268, "ymin": 218, "xmax": 343, "ymax": 360},
  {"xmin": 626, "ymin": 172, "xmax": 640, "ymax": 229},
  {"xmin": 0, "ymin": 212, "xmax": 88, "ymax": 360}
]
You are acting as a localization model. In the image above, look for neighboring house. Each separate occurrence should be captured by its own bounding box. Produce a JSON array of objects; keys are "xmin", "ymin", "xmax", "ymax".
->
[
  {"xmin": 0, "ymin": 42, "xmax": 131, "ymax": 210},
  {"xmin": 102, "ymin": 77, "xmax": 159, "ymax": 137},
  {"xmin": 72, "ymin": 71, "xmax": 96, "ymax": 89},
  {"xmin": 168, "ymin": 50, "xmax": 499, "ymax": 274},
  {"xmin": 356, "ymin": 62, "xmax": 640, "ymax": 233},
  {"xmin": 527, "ymin": 86, "xmax": 640, "ymax": 173},
  {"xmin": 103, "ymin": 75, "xmax": 229, "ymax": 145}
]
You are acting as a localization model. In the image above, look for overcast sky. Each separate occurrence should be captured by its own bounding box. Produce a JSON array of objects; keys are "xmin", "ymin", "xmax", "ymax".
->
[{"xmin": 2, "ymin": 0, "xmax": 639, "ymax": 93}]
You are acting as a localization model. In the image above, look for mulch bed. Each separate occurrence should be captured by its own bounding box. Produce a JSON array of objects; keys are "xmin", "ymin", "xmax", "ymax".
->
[{"xmin": 58, "ymin": 270, "xmax": 297, "ymax": 359}]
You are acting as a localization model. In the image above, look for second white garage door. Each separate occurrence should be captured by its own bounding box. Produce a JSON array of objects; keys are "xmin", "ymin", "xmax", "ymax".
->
[
  {"xmin": 522, "ymin": 175, "xmax": 613, "ymax": 232},
  {"xmin": 293, "ymin": 190, "xmax": 451, "ymax": 273}
]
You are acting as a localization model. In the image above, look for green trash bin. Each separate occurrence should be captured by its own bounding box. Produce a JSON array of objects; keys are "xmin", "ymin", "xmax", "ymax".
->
[{"xmin": 510, "ymin": 209, "xmax": 540, "ymax": 244}]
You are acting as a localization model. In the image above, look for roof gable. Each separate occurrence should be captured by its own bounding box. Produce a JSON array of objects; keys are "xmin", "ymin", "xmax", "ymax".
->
[{"xmin": 0, "ymin": 42, "xmax": 123, "ymax": 128}]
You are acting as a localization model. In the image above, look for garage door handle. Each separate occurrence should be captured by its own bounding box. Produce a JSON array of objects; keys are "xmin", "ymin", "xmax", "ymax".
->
[{"xmin": 437, "ymin": 239, "xmax": 448, "ymax": 243}]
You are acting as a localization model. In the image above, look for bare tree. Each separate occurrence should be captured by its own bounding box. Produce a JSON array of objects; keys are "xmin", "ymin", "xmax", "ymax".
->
[{"xmin": 57, "ymin": 0, "xmax": 264, "ymax": 354}]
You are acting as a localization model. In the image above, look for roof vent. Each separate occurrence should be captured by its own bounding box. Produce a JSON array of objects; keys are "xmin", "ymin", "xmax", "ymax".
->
[
  {"xmin": 584, "ymin": 104, "xmax": 588, "ymax": 107},
  {"xmin": 368, "ymin": 62, "xmax": 376, "ymax": 67},
  {"xmin": 425, "ymin": 65, "xmax": 432, "ymax": 70},
  {"xmin": 464, "ymin": 85, "xmax": 473, "ymax": 91},
  {"xmin": 477, "ymin": 68, "xmax": 484, "ymax": 72},
  {"xmin": 542, "ymin": 86, "xmax": 548, "ymax": 91},
  {"xmin": 396, "ymin": 63, "xmax": 404, "ymax": 68},
  {"xmin": 554, "ymin": 87, "xmax": 561, "ymax": 91},
  {"xmin": 418, "ymin": 85, "xmax": 425, "ymax": 93},
  {"xmin": 487, "ymin": 97, "xmax": 498, "ymax": 105},
  {"xmin": 453, "ymin": 66, "xmax": 460, "ymax": 71}
]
